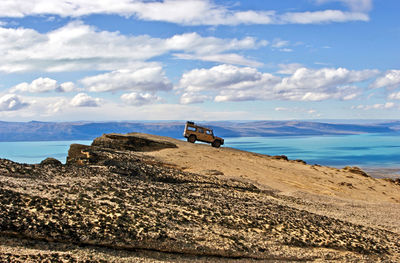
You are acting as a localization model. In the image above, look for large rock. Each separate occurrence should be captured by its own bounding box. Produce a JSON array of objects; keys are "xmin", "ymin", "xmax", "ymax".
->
[{"xmin": 91, "ymin": 133, "xmax": 177, "ymax": 152}]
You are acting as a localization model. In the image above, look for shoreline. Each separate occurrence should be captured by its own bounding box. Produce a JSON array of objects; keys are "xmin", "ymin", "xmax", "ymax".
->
[{"xmin": 1, "ymin": 137, "xmax": 399, "ymax": 179}]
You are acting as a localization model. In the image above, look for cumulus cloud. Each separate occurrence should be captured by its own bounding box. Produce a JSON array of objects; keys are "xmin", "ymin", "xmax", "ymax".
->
[
  {"xmin": 370, "ymin": 70, "xmax": 400, "ymax": 89},
  {"xmin": 0, "ymin": 22, "xmax": 265, "ymax": 73},
  {"xmin": 10, "ymin": 77, "xmax": 77, "ymax": 93},
  {"xmin": 177, "ymin": 64, "xmax": 270, "ymax": 92},
  {"xmin": 277, "ymin": 63, "xmax": 303, "ymax": 74},
  {"xmin": 81, "ymin": 67, "xmax": 172, "ymax": 93},
  {"xmin": 11, "ymin": 77, "xmax": 57, "ymax": 93},
  {"xmin": 56, "ymin": 82, "xmax": 78, "ymax": 92},
  {"xmin": 70, "ymin": 93, "xmax": 102, "ymax": 107},
  {"xmin": 0, "ymin": 94, "xmax": 29, "ymax": 111},
  {"xmin": 120, "ymin": 92, "xmax": 161, "ymax": 106},
  {"xmin": 177, "ymin": 64, "xmax": 378, "ymax": 103},
  {"xmin": 0, "ymin": 0, "xmax": 370, "ymax": 25}
]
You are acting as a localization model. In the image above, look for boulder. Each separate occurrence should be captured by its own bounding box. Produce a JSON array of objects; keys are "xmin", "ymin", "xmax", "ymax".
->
[
  {"xmin": 40, "ymin": 157, "xmax": 62, "ymax": 166},
  {"xmin": 91, "ymin": 133, "xmax": 177, "ymax": 152}
]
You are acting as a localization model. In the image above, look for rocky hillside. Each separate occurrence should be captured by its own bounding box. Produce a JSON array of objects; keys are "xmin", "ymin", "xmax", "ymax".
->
[{"xmin": 1, "ymin": 133, "xmax": 400, "ymax": 262}]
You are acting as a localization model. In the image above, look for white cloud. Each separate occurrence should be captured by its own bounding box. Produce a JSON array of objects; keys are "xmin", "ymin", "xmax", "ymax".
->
[
  {"xmin": 57, "ymin": 82, "xmax": 78, "ymax": 92},
  {"xmin": 47, "ymin": 98, "xmax": 68, "ymax": 114},
  {"xmin": 173, "ymin": 53, "xmax": 263, "ymax": 67},
  {"xmin": 315, "ymin": 0, "xmax": 373, "ymax": 12},
  {"xmin": 352, "ymin": 102, "xmax": 396, "ymax": 110},
  {"xmin": 275, "ymin": 107, "xmax": 289, "ymax": 111},
  {"xmin": 279, "ymin": 48, "xmax": 293, "ymax": 52},
  {"xmin": 270, "ymin": 39, "xmax": 294, "ymax": 52},
  {"xmin": 0, "ymin": 94, "xmax": 29, "ymax": 111},
  {"xmin": 70, "ymin": 93, "xmax": 102, "ymax": 107},
  {"xmin": 166, "ymin": 32, "xmax": 267, "ymax": 53},
  {"xmin": 0, "ymin": 0, "xmax": 370, "ymax": 25},
  {"xmin": 271, "ymin": 39, "xmax": 289, "ymax": 48},
  {"xmin": 279, "ymin": 10, "xmax": 369, "ymax": 24},
  {"xmin": 177, "ymin": 64, "xmax": 378, "ymax": 103},
  {"xmin": 179, "ymin": 92, "xmax": 211, "ymax": 104},
  {"xmin": 177, "ymin": 64, "xmax": 270, "ymax": 92},
  {"xmin": 370, "ymin": 70, "xmax": 400, "ymax": 89},
  {"xmin": 277, "ymin": 63, "xmax": 303, "ymax": 74},
  {"xmin": 82, "ymin": 67, "xmax": 172, "ymax": 93},
  {"xmin": 10, "ymin": 77, "xmax": 58, "ymax": 93},
  {"xmin": 121, "ymin": 92, "xmax": 161, "ymax": 106},
  {"xmin": 10, "ymin": 77, "xmax": 78, "ymax": 93},
  {"xmin": 388, "ymin": 91, "xmax": 400, "ymax": 100},
  {"xmin": 0, "ymin": 22, "xmax": 265, "ymax": 73},
  {"xmin": 0, "ymin": 95, "xmax": 258, "ymax": 121}
]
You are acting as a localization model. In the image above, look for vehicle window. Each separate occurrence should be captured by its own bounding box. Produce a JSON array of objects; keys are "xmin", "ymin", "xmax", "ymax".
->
[
  {"xmin": 187, "ymin": 126, "xmax": 196, "ymax": 131},
  {"xmin": 206, "ymin": 130, "xmax": 213, "ymax": 135},
  {"xmin": 198, "ymin": 128, "xmax": 204, "ymax": 133}
]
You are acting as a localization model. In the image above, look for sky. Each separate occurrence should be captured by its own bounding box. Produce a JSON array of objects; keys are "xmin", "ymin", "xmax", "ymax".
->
[{"xmin": 0, "ymin": 0, "xmax": 399, "ymax": 121}]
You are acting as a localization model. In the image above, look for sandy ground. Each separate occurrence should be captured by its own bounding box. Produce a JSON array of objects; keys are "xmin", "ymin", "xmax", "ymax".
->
[{"xmin": 137, "ymin": 134, "xmax": 400, "ymax": 234}]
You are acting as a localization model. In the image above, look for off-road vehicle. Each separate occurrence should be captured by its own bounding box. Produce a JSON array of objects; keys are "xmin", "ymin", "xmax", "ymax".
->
[{"xmin": 183, "ymin": 121, "xmax": 224, "ymax": 148}]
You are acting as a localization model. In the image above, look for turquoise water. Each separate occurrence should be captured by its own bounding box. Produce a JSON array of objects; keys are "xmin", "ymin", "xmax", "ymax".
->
[
  {"xmin": 0, "ymin": 140, "xmax": 92, "ymax": 164},
  {"xmin": 224, "ymin": 133, "xmax": 400, "ymax": 169},
  {"xmin": 0, "ymin": 134, "xmax": 399, "ymax": 169}
]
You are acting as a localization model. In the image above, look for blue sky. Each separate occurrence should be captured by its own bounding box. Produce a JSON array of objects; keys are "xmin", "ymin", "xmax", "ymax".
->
[{"xmin": 0, "ymin": 0, "xmax": 399, "ymax": 121}]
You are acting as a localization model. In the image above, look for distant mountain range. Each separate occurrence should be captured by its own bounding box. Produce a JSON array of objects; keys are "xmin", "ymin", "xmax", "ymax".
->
[{"xmin": 0, "ymin": 120, "xmax": 399, "ymax": 142}]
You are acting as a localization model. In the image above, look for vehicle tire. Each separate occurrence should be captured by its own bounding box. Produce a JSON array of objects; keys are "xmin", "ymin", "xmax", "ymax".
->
[
  {"xmin": 188, "ymin": 135, "xmax": 196, "ymax": 143},
  {"xmin": 212, "ymin": 140, "xmax": 221, "ymax": 148}
]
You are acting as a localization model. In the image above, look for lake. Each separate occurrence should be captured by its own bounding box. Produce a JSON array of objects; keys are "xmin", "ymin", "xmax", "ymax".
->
[
  {"xmin": 0, "ymin": 134, "xmax": 399, "ymax": 176},
  {"xmin": 0, "ymin": 140, "xmax": 92, "ymax": 164}
]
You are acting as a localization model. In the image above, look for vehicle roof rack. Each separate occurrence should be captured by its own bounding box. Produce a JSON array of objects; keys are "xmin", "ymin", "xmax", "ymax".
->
[{"xmin": 186, "ymin": 121, "xmax": 195, "ymax": 125}]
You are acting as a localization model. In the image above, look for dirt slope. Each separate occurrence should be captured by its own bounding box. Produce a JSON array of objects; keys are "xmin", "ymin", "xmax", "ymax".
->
[{"xmin": 137, "ymin": 133, "xmax": 400, "ymax": 233}]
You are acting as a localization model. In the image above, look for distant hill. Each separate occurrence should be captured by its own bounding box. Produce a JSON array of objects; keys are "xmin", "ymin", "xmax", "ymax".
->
[{"xmin": 0, "ymin": 120, "xmax": 399, "ymax": 142}]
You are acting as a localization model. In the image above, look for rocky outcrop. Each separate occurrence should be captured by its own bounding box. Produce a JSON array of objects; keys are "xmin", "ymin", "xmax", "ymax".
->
[
  {"xmin": 1, "ymin": 133, "xmax": 399, "ymax": 262},
  {"xmin": 91, "ymin": 133, "xmax": 177, "ymax": 152}
]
